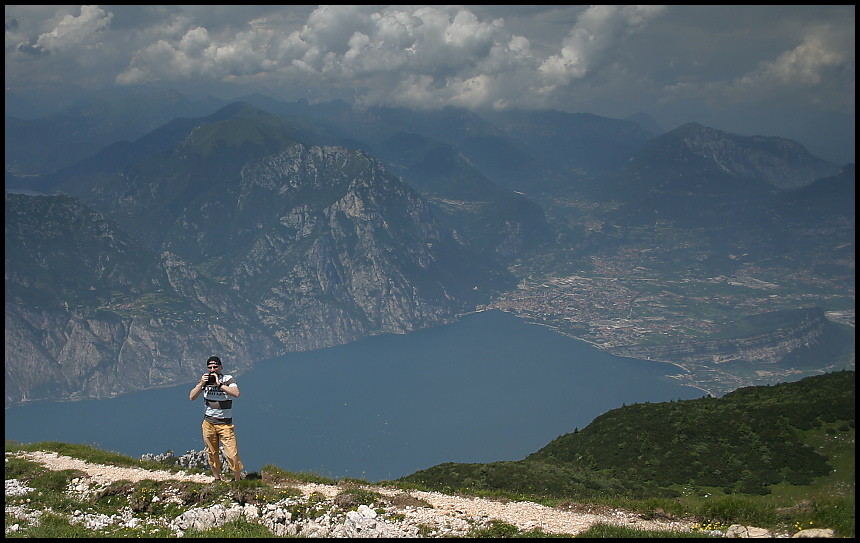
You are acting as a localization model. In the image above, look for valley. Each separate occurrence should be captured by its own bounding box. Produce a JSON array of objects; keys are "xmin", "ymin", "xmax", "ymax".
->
[
  {"xmin": 4, "ymin": 93, "xmax": 854, "ymax": 407},
  {"xmin": 485, "ymin": 250, "xmax": 854, "ymax": 396}
]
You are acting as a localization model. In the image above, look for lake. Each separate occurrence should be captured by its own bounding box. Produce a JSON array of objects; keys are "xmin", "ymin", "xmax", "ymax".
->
[{"xmin": 5, "ymin": 310, "xmax": 701, "ymax": 482}]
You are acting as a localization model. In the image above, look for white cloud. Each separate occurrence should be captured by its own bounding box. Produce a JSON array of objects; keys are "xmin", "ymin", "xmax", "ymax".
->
[
  {"xmin": 34, "ymin": 5, "xmax": 113, "ymax": 53},
  {"xmin": 4, "ymin": 5, "xmax": 855, "ymax": 161},
  {"xmin": 750, "ymin": 27, "xmax": 851, "ymax": 88},
  {"xmin": 664, "ymin": 23, "xmax": 855, "ymax": 115},
  {"xmin": 24, "ymin": 4, "xmax": 837, "ymax": 121},
  {"xmin": 539, "ymin": 5, "xmax": 666, "ymax": 86},
  {"xmin": 112, "ymin": 5, "xmax": 534, "ymax": 106}
]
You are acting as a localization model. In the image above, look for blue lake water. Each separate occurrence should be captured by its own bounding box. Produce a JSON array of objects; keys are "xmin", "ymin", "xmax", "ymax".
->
[{"xmin": 5, "ymin": 310, "xmax": 701, "ymax": 482}]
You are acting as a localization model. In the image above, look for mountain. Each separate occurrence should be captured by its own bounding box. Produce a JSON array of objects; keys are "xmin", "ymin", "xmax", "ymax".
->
[
  {"xmin": 373, "ymin": 131, "xmax": 552, "ymax": 260},
  {"xmin": 771, "ymin": 163, "xmax": 855, "ymax": 224},
  {"xmin": 5, "ymin": 89, "xmax": 854, "ymax": 406},
  {"xmin": 4, "ymin": 192, "xmax": 282, "ymax": 406},
  {"xmin": 5, "ymin": 104, "xmax": 518, "ymax": 406},
  {"xmin": 399, "ymin": 370, "xmax": 855, "ymax": 499},
  {"xmin": 227, "ymin": 98, "xmax": 557, "ymax": 260},
  {"xmin": 758, "ymin": 164, "xmax": 855, "ymax": 278},
  {"xmin": 480, "ymin": 109, "xmax": 654, "ymax": 180},
  {"xmin": 622, "ymin": 122, "xmax": 839, "ymax": 190},
  {"xmin": 600, "ymin": 123, "xmax": 841, "ymax": 227},
  {"xmin": 4, "ymin": 87, "xmax": 222, "ymax": 176}
]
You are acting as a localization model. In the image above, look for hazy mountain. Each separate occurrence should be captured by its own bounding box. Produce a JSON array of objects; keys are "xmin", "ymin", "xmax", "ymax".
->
[
  {"xmin": 760, "ymin": 164, "xmax": 856, "ymax": 280},
  {"xmin": 4, "ymin": 87, "xmax": 222, "ymax": 176},
  {"xmin": 772, "ymin": 163, "xmax": 855, "ymax": 223},
  {"xmin": 5, "ymin": 192, "xmax": 282, "ymax": 407},
  {"xmin": 602, "ymin": 122, "xmax": 841, "ymax": 227},
  {"xmin": 4, "ymin": 89, "xmax": 854, "ymax": 407},
  {"xmin": 5, "ymin": 103, "xmax": 521, "ymax": 406},
  {"xmin": 636, "ymin": 122, "xmax": 838, "ymax": 189},
  {"xmin": 373, "ymin": 131, "xmax": 552, "ymax": 261},
  {"xmin": 230, "ymin": 97, "xmax": 573, "ymax": 197},
  {"xmin": 481, "ymin": 109, "xmax": 655, "ymax": 180},
  {"xmin": 624, "ymin": 111, "xmax": 664, "ymax": 136}
]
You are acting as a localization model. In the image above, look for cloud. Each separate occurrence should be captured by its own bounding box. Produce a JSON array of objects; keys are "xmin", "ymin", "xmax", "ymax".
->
[
  {"xmin": 539, "ymin": 5, "xmax": 666, "ymax": 85},
  {"xmin": 665, "ymin": 23, "xmax": 855, "ymax": 114},
  {"xmin": 742, "ymin": 25, "xmax": 854, "ymax": 101},
  {"xmin": 33, "ymin": 5, "xmax": 113, "ymax": 53},
  {"xmin": 114, "ymin": 5, "xmax": 540, "ymax": 109},
  {"xmin": 4, "ymin": 4, "xmax": 855, "ymax": 160},
  {"xmin": 108, "ymin": 5, "xmax": 675, "ymax": 113}
]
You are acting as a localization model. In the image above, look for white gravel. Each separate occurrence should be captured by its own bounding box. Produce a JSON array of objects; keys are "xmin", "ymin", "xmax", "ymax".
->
[{"xmin": 9, "ymin": 450, "xmax": 695, "ymax": 536}]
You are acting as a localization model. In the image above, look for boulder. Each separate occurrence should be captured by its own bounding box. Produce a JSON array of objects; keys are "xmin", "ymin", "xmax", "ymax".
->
[
  {"xmin": 792, "ymin": 528, "xmax": 835, "ymax": 538},
  {"xmin": 726, "ymin": 524, "xmax": 772, "ymax": 538}
]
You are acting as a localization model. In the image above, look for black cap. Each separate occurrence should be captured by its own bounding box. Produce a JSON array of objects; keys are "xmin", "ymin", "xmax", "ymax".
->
[{"xmin": 207, "ymin": 356, "xmax": 222, "ymax": 365}]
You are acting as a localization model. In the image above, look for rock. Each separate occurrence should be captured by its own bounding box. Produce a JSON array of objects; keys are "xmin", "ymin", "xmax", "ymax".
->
[
  {"xmin": 726, "ymin": 524, "xmax": 773, "ymax": 538},
  {"xmin": 5, "ymin": 479, "xmax": 35, "ymax": 497},
  {"xmin": 140, "ymin": 448, "xmax": 237, "ymax": 476},
  {"xmin": 792, "ymin": 528, "xmax": 835, "ymax": 538},
  {"xmin": 343, "ymin": 504, "xmax": 379, "ymax": 536}
]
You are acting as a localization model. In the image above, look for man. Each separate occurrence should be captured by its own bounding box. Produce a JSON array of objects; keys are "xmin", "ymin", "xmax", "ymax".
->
[{"xmin": 189, "ymin": 355, "xmax": 243, "ymax": 481}]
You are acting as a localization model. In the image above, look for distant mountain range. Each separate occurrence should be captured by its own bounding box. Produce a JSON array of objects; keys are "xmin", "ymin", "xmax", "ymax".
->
[{"xmin": 5, "ymin": 89, "xmax": 854, "ymax": 407}]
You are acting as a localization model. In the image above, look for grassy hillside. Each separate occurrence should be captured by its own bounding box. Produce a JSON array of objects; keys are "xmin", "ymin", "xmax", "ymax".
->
[
  {"xmin": 399, "ymin": 371, "xmax": 854, "ymax": 528},
  {"xmin": 6, "ymin": 371, "xmax": 854, "ymax": 537}
]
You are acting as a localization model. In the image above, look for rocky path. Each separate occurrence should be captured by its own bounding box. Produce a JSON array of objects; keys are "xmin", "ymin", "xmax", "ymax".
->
[{"xmin": 11, "ymin": 450, "xmax": 696, "ymax": 537}]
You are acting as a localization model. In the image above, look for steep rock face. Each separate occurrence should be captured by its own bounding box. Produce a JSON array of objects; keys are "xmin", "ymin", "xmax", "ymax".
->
[
  {"xmin": 5, "ymin": 105, "xmax": 514, "ymax": 406},
  {"xmin": 5, "ymin": 193, "xmax": 283, "ymax": 407},
  {"xmin": 5, "ymin": 303, "xmax": 279, "ymax": 406},
  {"xmin": 223, "ymin": 144, "xmax": 498, "ymax": 349}
]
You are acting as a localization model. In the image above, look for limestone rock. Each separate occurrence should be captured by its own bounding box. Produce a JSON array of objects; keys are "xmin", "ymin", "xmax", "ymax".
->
[
  {"xmin": 792, "ymin": 528, "xmax": 835, "ymax": 538},
  {"xmin": 726, "ymin": 524, "xmax": 772, "ymax": 538}
]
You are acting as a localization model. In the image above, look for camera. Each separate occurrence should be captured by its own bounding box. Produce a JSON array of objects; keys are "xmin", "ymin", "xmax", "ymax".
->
[{"xmin": 205, "ymin": 373, "xmax": 217, "ymax": 386}]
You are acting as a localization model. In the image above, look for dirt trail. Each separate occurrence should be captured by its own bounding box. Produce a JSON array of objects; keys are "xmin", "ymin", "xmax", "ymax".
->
[{"xmin": 12, "ymin": 450, "xmax": 696, "ymax": 536}]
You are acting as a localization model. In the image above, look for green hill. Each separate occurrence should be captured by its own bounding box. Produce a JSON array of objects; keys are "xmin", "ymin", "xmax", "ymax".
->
[{"xmin": 399, "ymin": 371, "xmax": 854, "ymax": 500}]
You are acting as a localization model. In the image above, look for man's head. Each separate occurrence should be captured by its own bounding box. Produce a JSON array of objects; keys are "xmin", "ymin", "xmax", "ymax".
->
[{"xmin": 207, "ymin": 356, "xmax": 222, "ymax": 373}]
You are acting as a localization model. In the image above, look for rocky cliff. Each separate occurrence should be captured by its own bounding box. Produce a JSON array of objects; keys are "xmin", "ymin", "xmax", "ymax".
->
[
  {"xmin": 219, "ymin": 143, "xmax": 510, "ymax": 349},
  {"xmin": 5, "ymin": 106, "xmax": 514, "ymax": 407},
  {"xmin": 4, "ymin": 302, "xmax": 279, "ymax": 405},
  {"xmin": 5, "ymin": 100, "xmax": 852, "ymax": 408},
  {"xmin": 5, "ymin": 191, "xmax": 285, "ymax": 406}
]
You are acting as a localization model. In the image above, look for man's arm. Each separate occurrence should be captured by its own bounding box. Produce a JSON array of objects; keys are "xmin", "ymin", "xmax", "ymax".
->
[
  {"xmin": 221, "ymin": 380, "xmax": 240, "ymax": 398},
  {"xmin": 189, "ymin": 375, "xmax": 207, "ymax": 401}
]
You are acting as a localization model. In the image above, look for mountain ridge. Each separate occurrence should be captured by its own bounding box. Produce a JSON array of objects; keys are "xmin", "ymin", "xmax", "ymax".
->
[
  {"xmin": 4, "ymin": 91, "xmax": 854, "ymax": 407},
  {"xmin": 4, "ymin": 104, "xmax": 521, "ymax": 406}
]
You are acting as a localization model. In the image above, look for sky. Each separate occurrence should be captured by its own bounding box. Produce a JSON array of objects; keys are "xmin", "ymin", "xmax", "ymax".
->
[{"xmin": 4, "ymin": 5, "xmax": 855, "ymax": 164}]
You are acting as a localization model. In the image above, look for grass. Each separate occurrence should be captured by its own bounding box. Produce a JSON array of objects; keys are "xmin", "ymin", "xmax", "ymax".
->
[
  {"xmin": 575, "ymin": 523, "xmax": 721, "ymax": 538},
  {"xmin": 7, "ymin": 441, "xmax": 202, "ymax": 474},
  {"xmin": 5, "ymin": 439, "xmax": 854, "ymax": 538}
]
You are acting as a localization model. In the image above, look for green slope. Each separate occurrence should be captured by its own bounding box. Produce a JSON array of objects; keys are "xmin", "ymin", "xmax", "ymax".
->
[{"xmin": 399, "ymin": 371, "xmax": 854, "ymax": 500}]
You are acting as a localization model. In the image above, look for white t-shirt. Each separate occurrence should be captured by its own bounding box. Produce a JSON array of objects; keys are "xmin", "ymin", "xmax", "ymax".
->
[{"xmin": 202, "ymin": 373, "xmax": 237, "ymax": 423}]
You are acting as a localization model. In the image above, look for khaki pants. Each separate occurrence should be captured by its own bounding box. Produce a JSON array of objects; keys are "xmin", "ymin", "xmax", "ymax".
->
[{"xmin": 202, "ymin": 420, "xmax": 243, "ymax": 474}]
